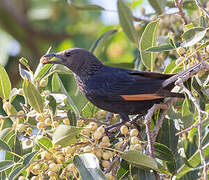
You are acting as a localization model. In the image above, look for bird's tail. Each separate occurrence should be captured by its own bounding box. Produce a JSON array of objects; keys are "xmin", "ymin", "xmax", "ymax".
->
[{"xmin": 162, "ymin": 62, "xmax": 202, "ymax": 89}]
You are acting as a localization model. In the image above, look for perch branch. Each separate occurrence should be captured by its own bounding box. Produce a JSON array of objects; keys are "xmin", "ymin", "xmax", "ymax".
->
[
  {"xmin": 176, "ymin": 77, "xmax": 208, "ymax": 180},
  {"xmin": 174, "ymin": 0, "xmax": 188, "ymax": 24},
  {"xmin": 195, "ymin": 0, "xmax": 209, "ymax": 17}
]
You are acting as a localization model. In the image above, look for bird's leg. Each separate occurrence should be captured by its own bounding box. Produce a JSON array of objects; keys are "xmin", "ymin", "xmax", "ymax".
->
[
  {"xmin": 130, "ymin": 115, "xmax": 142, "ymax": 132},
  {"xmin": 104, "ymin": 112, "xmax": 129, "ymax": 137}
]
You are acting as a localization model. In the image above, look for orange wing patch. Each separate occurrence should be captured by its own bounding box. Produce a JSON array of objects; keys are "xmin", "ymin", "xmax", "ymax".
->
[{"xmin": 120, "ymin": 94, "xmax": 163, "ymax": 101}]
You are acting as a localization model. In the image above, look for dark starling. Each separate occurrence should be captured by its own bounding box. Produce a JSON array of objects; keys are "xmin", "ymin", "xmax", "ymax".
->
[{"xmin": 42, "ymin": 48, "xmax": 193, "ymax": 131}]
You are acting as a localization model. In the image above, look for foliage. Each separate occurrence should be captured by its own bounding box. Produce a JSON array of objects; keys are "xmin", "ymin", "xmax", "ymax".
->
[{"xmin": 0, "ymin": 0, "xmax": 209, "ymax": 179}]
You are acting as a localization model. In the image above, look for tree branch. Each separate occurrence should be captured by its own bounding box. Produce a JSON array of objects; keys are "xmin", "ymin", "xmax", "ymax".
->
[{"xmin": 174, "ymin": 0, "xmax": 188, "ymax": 24}]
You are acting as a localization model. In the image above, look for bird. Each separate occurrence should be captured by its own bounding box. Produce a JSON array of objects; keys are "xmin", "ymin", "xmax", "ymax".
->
[{"xmin": 41, "ymin": 48, "xmax": 195, "ymax": 131}]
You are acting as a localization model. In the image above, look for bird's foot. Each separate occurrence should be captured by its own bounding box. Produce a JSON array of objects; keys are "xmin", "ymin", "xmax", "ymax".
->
[{"xmin": 104, "ymin": 122, "xmax": 124, "ymax": 138}]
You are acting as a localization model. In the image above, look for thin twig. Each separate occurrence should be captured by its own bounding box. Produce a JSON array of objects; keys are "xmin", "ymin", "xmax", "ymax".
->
[
  {"xmin": 144, "ymin": 104, "xmax": 168, "ymax": 156},
  {"xmin": 79, "ymin": 117, "xmax": 110, "ymax": 125},
  {"xmin": 105, "ymin": 141, "xmax": 128, "ymax": 174},
  {"xmin": 176, "ymin": 77, "xmax": 208, "ymax": 180},
  {"xmin": 153, "ymin": 98, "xmax": 178, "ymax": 141},
  {"xmin": 175, "ymin": 112, "xmax": 209, "ymax": 136},
  {"xmin": 195, "ymin": 0, "xmax": 209, "ymax": 17},
  {"xmin": 174, "ymin": 0, "xmax": 188, "ymax": 24}
]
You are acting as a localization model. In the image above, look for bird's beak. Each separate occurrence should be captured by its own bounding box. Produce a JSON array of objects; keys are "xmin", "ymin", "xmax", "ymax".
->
[{"xmin": 41, "ymin": 52, "xmax": 65, "ymax": 65}]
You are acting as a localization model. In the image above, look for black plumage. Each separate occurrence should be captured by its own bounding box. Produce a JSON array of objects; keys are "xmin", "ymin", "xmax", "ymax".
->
[{"xmin": 42, "ymin": 48, "xmax": 188, "ymax": 129}]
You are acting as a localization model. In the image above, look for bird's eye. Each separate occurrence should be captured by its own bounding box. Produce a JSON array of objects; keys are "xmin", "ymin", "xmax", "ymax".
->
[{"xmin": 65, "ymin": 52, "xmax": 71, "ymax": 56}]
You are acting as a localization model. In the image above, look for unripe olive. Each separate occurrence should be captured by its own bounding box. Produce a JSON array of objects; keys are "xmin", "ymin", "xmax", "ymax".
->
[
  {"xmin": 102, "ymin": 136, "xmax": 110, "ymax": 143},
  {"xmin": 37, "ymin": 122, "xmax": 45, "ymax": 130},
  {"xmin": 89, "ymin": 122, "xmax": 98, "ymax": 131},
  {"xmin": 130, "ymin": 137, "xmax": 139, "ymax": 145},
  {"xmin": 66, "ymin": 163, "xmax": 76, "ymax": 172},
  {"xmin": 48, "ymin": 170, "xmax": 56, "ymax": 177},
  {"xmin": 120, "ymin": 125, "xmax": 128, "ymax": 135},
  {"xmin": 3, "ymin": 101, "xmax": 11, "ymax": 112},
  {"xmin": 52, "ymin": 121, "xmax": 59, "ymax": 128},
  {"xmin": 102, "ymin": 160, "xmax": 110, "ymax": 168},
  {"xmin": 177, "ymin": 47, "xmax": 185, "ymax": 55},
  {"xmin": 130, "ymin": 129, "xmax": 138, "ymax": 137},
  {"xmin": 45, "ymin": 118, "xmax": 52, "ymax": 126},
  {"xmin": 83, "ymin": 145, "xmax": 92, "ymax": 153},
  {"xmin": 31, "ymin": 176, "xmax": 39, "ymax": 180},
  {"xmin": 17, "ymin": 124, "xmax": 25, "ymax": 133},
  {"xmin": 25, "ymin": 139, "xmax": 32, "ymax": 146},
  {"xmin": 97, "ymin": 126, "xmax": 105, "ymax": 133},
  {"xmin": 40, "ymin": 79, "xmax": 48, "ymax": 87},
  {"xmin": 93, "ymin": 131, "xmax": 102, "ymax": 140}
]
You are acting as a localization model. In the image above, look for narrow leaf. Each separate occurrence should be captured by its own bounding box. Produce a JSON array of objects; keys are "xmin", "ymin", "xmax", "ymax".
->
[
  {"xmin": 52, "ymin": 125, "xmax": 82, "ymax": 147},
  {"xmin": 37, "ymin": 137, "xmax": 53, "ymax": 151},
  {"xmin": 181, "ymin": 27, "xmax": 206, "ymax": 47},
  {"xmin": 0, "ymin": 161, "xmax": 16, "ymax": 172},
  {"xmin": 0, "ymin": 64, "xmax": 11, "ymax": 100},
  {"xmin": 23, "ymin": 151, "xmax": 38, "ymax": 166},
  {"xmin": 52, "ymin": 73, "xmax": 61, "ymax": 92},
  {"xmin": 67, "ymin": 110, "xmax": 77, "ymax": 126},
  {"xmin": 19, "ymin": 65, "xmax": 33, "ymax": 82},
  {"xmin": 117, "ymin": 0, "xmax": 138, "ymax": 44},
  {"xmin": 90, "ymin": 29, "xmax": 118, "ymax": 55},
  {"xmin": 73, "ymin": 153, "xmax": 106, "ymax": 180},
  {"xmin": 154, "ymin": 143, "xmax": 175, "ymax": 162},
  {"xmin": 176, "ymin": 142, "xmax": 209, "ymax": 178},
  {"xmin": 8, "ymin": 165, "xmax": 24, "ymax": 180},
  {"xmin": 121, "ymin": 150, "xmax": 160, "ymax": 171},
  {"xmin": 145, "ymin": 42, "xmax": 181, "ymax": 52},
  {"xmin": 56, "ymin": 74, "xmax": 79, "ymax": 116},
  {"xmin": 23, "ymin": 78, "xmax": 44, "ymax": 113},
  {"xmin": 46, "ymin": 95, "xmax": 57, "ymax": 115},
  {"xmin": 148, "ymin": 0, "xmax": 165, "ymax": 14},
  {"xmin": 139, "ymin": 19, "xmax": 160, "ymax": 71},
  {"xmin": 0, "ymin": 139, "xmax": 11, "ymax": 152},
  {"xmin": 35, "ymin": 64, "xmax": 52, "ymax": 80},
  {"xmin": 71, "ymin": 4, "xmax": 105, "ymax": 11}
]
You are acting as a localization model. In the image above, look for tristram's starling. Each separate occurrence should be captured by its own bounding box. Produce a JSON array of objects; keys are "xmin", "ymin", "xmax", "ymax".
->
[{"xmin": 42, "ymin": 48, "xmax": 195, "ymax": 130}]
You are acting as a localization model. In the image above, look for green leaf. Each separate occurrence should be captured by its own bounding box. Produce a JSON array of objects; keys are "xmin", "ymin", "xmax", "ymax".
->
[
  {"xmin": 56, "ymin": 74, "xmax": 79, "ymax": 116},
  {"xmin": 182, "ymin": 97, "xmax": 192, "ymax": 117},
  {"xmin": 154, "ymin": 143, "xmax": 175, "ymax": 162},
  {"xmin": 34, "ymin": 64, "xmax": 52, "ymax": 80},
  {"xmin": 139, "ymin": 19, "xmax": 160, "ymax": 71},
  {"xmin": 46, "ymin": 95, "xmax": 57, "ymax": 115},
  {"xmin": 145, "ymin": 42, "xmax": 181, "ymax": 52},
  {"xmin": 19, "ymin": 65, "xmax": 33, "ymax": 82},
  {"xmin": 0, "ymin": 139, "xmax": 11, "ymax": 152},
  {"xmin": 19, "ymin": 57, "xmax": 29, "ymax": 68},
  {"xmin": 37, "ymin": 137, "xmax": 53, "ymax": 151},
  {"xmin": 71, "ymin": 4, "xmax": 105, "ymax": 11},
  {"xmin": 67, "ymin": 109, "xmax": 77, "ymax": 126},
  {"xmin": 52, "ymin": 73, "xmax": 61, "ymax": 92},
  {"xmin": 0, "ymin": 64, "xmax": 11, "ymax": 100},
  {"xmin": 23, "ymin": 151, "xmax": 38, "ymax": 166},
  {"xmin": 181, "ymin": 27, "xmax": 207, "ymax": 47},
  {"xmin": 90, "ymin": 29, "xmax": 118, "ymax": 55},
  {"xmin": 117, "ymin": 0, "xmax": 138, "ymax": 44},
  {"xmin": 176, "ymin": 142, "xmax": 209, "ymax": 178},
  {"xmin": 8, "ymin": 165, "xmax": 24, "ymax": 180},
  {"xmin": 23, "ymin": 78, "xmax": 44, "ymax": 113},
  {"xmin": 73, "ymin": 153, "xmax": 107, "ymax": 180},
  {"xmin": 0, "ymin": 161, "xmax": 16, "ymax": 172},
  {"xmin": 121, "ymin": 150, "xmax": 160, "ymax": 171},
  {"xmin": 0, "ymin": 128, "xmax": 12, "ymax": 140},
  {"xmin": 148, "ymin": 0, "xmax": 165, "ymax": 14},
  {"xmin": 52, "ymin": 125, "xmax": 83, "ymax": 147},
  {"xmin": 163, "ymin": 60, "xmax": 183, "ymax": 74}
]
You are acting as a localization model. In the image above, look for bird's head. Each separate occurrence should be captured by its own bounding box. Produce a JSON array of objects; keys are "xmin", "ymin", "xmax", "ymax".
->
[{"xmin": 42, "ymin": 48, "xmax": 103, "ymax": 76}]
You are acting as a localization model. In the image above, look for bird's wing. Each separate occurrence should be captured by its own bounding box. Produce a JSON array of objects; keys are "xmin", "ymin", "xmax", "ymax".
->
[{"xmin": 86, "ymin": 68, "xmax": 177, "ymax": 101}]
